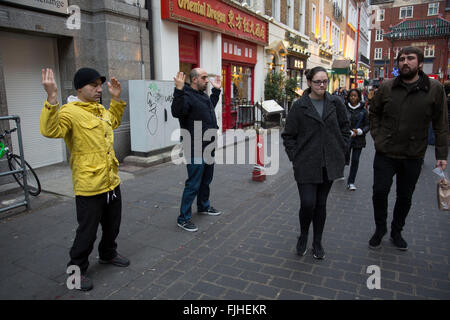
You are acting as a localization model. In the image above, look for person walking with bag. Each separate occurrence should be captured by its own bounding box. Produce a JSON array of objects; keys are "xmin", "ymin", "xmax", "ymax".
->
[
  {"xmin": 345, "ymin": 88, "xmax": 369, "ymax": 191},
  {"xmin": 369, "ymin": 47, "xmax": 448, "ymax": 251},
  {"xmin": 282, "ymin": 67, "xmax": 350, "ymax": 259}
]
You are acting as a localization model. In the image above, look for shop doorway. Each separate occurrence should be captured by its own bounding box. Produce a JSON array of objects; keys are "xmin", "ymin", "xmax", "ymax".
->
[{"xmin": 221, "ymin": 62, "xmax": 254, "ymax": 131}]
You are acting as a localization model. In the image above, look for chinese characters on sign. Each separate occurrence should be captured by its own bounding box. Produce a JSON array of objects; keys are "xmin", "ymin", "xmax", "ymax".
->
[
  {"xmin": 227, "ymin": 10, "xmax": 265, "ymax": 40},
  {"xmin": 162, "ymin": 0, "xmax": 267, "ymax": 45}
]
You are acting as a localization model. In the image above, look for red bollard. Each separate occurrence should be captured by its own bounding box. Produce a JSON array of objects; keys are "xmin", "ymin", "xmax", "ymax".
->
[{"xmin": 252, "ymin": 129, "xmax": 266, "ymax": 182}]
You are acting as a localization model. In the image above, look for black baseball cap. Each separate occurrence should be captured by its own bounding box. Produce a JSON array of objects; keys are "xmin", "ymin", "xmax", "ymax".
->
[{"xmin": 74, "ymin": 67, "xmax": 106, "ymax": 90}]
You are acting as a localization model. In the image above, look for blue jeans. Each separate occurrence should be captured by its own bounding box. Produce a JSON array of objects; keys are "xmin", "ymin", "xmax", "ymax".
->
[{"xmin": 178, "ymin": 160, "xmax": 214, "ymax": 223}]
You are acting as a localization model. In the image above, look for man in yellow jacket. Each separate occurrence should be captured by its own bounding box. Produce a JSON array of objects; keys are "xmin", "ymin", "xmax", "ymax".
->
[{"xmin": 41, "ymin": 67, "xmax": 130, "ymax": 291}]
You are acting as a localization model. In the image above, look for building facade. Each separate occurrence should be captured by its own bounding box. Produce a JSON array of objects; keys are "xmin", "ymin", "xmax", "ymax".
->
[
  {"xmin": 369, "ymin": 0, "xmax": 450, "ymax": 83},
  {"xmin": 263, "ymin": 0, "xmax": 310, "ymax": 94},
  {"xmin": 305, "ymin": 0, "xmax": 352, "ymax": 91},
  {"xmin": 153, "ymin": 0, "xmax": 269, "ymax": 132},
  {"xmin": 0, "ymin": 0, "xmax": 150, "ymax": 170}
]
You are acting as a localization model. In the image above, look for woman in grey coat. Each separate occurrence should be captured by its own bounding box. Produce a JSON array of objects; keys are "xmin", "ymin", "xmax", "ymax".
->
[{"xmin": 282, "ymin": 67, "xmax": 350, "ymax": 259}]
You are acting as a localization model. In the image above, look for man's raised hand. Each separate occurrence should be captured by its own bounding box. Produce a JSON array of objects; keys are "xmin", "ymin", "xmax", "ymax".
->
[
  {"xmin": 41, "ymin": 68, "xmax": 58, "ymax": 105},
  {"xmin": 108, "ymin": 77, "xmax": 122, "ymax": 101},
  {"xmin": 211, "ymin": 75, "xmax": 222, "ymax": 90},
  {"xmin": 174, "ymin": 72, "xmax": 186, "ymax": 90}
]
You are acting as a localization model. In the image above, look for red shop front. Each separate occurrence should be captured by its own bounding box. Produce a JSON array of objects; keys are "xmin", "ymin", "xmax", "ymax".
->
[
  {"xmin": 161, "ymin": 0, "xmax": 268, "ymax": 132},
  {"xmin": 221, "ymin": 36, "xmax": 257, "ymax": 131}
]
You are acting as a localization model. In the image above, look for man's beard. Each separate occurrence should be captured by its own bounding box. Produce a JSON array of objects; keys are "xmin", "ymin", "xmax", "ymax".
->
[{"xmin": 400, "ymin": 66, "xmax": 418, "ymax": 80}]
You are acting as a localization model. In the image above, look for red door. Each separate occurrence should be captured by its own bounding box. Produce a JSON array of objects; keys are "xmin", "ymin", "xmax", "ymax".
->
[{"xmin": 222, "ymin": 64, "xmax": 232, "ymax": 132}]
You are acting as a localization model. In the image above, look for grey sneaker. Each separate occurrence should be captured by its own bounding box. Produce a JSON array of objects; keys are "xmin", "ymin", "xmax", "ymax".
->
[
  {"xmin": 177, "ymin": 220, "xmax": 198, "ymax": 232},
  {"xmin": 198, "ymin": 207, "xmax": 222, "ymax": 216},
  {"xmin": 347, "ymin": 184, "xmax": 356, "ymax": 191}
]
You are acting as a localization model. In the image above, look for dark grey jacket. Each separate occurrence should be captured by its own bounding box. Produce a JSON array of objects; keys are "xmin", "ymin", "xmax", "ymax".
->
[
  {"xmin": 282, "ymin": 90, "xmax": 351, "ymax": 184},
  {"xmin": 346, "ymin": 102, "xmax": 369, "ymax": 149},
  {"xmin": 369, "ymin": 71, "xmax": 448, "ymax": 159}
]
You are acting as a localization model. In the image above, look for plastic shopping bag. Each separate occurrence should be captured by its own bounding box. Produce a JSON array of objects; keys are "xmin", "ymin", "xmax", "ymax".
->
[{"xmin": 433, "ymin": 168, "xmax": 450, "ymax": 211}]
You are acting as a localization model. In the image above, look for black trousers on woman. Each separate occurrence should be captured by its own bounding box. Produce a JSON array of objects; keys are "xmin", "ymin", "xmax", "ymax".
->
[{"xmin": 297, "ymin": 168, "xmax": 333, "ymax": 243}]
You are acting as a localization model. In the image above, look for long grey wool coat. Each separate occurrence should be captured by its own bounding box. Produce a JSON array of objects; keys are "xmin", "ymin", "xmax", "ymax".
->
[{"xmin": 281, "ymin": 90, "xmax": 351, "ymax": 184}]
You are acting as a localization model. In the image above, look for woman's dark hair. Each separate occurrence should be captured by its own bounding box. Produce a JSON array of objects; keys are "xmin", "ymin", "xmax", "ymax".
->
[
  {"xmin": 305, "ymin": 66, "xmax": 328, "ymax": 81},
  {"xmin": 346, "ymin": 88, "xmax": 362, "ymax": 103}
]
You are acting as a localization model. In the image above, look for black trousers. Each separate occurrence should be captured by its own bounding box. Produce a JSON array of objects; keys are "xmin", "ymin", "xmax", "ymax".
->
[
  {"xmin": 347, "ymin": 147, "xmax": 363, "ymax": 185},
  {"xmin": 372, "ymin": 153, "xmax": 422, "ymax": 234},
  {"xmin": 296, "ymin": 168, "xmax": 333, "ymax": 243},
  {"xmin": 68, "ymin": 185, "xmax": 122, "ymax": 273}
]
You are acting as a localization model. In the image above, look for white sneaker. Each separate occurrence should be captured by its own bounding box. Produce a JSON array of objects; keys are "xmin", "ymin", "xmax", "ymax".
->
[{"xmin": 347, "ymin": 184, "xmax": 356, "ymax": 191}]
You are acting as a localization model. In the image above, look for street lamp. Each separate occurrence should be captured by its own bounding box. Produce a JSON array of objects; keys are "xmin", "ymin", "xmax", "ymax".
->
[{"xmin": 354, "ymin": 0, "xmax": 364, "ymax": 88}]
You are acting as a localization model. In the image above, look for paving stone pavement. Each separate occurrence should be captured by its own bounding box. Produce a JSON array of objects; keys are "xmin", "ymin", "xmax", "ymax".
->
[{"xmin": 0, "ymin": 132, "xmax": 449, "ymax": 300}]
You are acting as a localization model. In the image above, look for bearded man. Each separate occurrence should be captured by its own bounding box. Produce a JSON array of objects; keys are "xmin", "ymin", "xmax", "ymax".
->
[{"xmin": 368, "ymin": 47, "xmax": 448, "ymax": 251}]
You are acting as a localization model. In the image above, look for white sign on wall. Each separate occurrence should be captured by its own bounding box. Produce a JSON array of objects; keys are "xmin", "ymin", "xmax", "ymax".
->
[{"xmin": 3, "ymin": 0, "xmax": 69, "ymax": 14}]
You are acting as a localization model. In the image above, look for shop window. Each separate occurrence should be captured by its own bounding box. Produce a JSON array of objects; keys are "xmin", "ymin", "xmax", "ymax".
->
[{"xmin": 231, "ymin": 65, "xmax": 253, "ymax": 106}]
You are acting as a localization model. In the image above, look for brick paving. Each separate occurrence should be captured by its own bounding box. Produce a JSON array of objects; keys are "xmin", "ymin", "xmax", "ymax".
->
[{"xmin": 0, "ymin": 132, "xmax": 449, "ymax": 300}]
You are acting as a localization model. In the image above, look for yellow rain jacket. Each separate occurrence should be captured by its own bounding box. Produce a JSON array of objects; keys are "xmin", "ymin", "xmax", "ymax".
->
[{"xmin": 40, "ymin": 99, "xmax": 126, "ymax": 196}]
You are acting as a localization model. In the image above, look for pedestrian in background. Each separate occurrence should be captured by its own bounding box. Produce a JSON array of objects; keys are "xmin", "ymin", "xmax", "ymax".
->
[
  {"xmin": 345, "ymin": 88, "xmax": 369, "ymax": 191},
  {"xmin": 171, "ymin": 68, "xmax": 223, "ymax": 232},
  {"xmin": 369, "ymin": 47, "xmax": 448, "ymax": 251},
  {"xmin": 40, "ymin": 67, "xmax": 130, "ymax": 291},
  {"xmin": 282, "ymin": 67, "xmax": 350, "ymax": 259}
]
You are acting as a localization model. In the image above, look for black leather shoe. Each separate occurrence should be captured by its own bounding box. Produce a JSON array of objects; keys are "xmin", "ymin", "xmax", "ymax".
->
[
  {"xmin": 312, "ymin": 242, "xmax": 325, "ymax": 259},
  {"xmin": 369, "ymin": 228, "xmax": 387, "ymax": 249},
  {"xmin": 390, "ymin": 232, "xmax": 408, "ymax": 251},
  {"xmin": 99, "ymin": 253, "xmax": 130, "ymax": 267},
  {"xmin": 296, "ymin": 234, "xmax": 308, "ymax": 256}
]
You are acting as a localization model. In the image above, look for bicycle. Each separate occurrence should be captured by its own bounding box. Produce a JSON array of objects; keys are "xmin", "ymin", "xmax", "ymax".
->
[{"xmin": 0, "ymin": 128, "xmax": 41, "ymax": 196}]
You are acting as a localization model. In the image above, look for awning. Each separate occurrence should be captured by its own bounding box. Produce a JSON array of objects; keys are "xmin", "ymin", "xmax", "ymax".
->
[
  {"xmin": 332, "ymin": 59, "xmax": 351, "ymax": 75},
  {"xmin": 265, "ymin": 40, "xmax": 288, "ymax": 56},
  {"xmin": 332, "ymin": 59, "xmax": 351, "ymax": 69},
  {"xmin": 261, "ymin": 100, "xmax": 284, "ymax": 114}
]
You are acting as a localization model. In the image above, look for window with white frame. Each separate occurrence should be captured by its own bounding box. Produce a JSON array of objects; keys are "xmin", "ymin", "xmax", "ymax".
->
[
  {"xmin": 312, "ymin": 4, "xmax": 317, "ymax": 36},
  {"xmin": 375, "ymin": 29, "xmax": 383, "ymax": 41},
  {"xmin": 272, "ymin": 0, "xmax": 280, "ymax": 21},
  {"xmin": 375, "ymin": 48, "xmax": 383, "ymax": 60},
  {"xmin": 376, "ymin": 9, "xmax": 385, "ymax": 21},
  {"xmin": 424, "ymin": 45, "xmax": 435, "ymax": 57},
  {"xmin": 325, "ymin": 16, "xmax": 330, "ymax": 42},
  {"xmin": 399, "ymin": 6, "xmax": 413, "ymax": 19},
  {"xmin": 428, "ymin": 3, "xmax": 439, "ymax": 16},
  {"xmin": 287, "ymin": 0, "xmax": 294, "ymax": 28}
]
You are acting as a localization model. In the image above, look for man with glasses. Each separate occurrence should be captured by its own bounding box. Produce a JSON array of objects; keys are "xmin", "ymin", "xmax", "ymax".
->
[
  {"xmin": 171, "ymin": 68, "xmax": 223, "ymax": 232},
  {"xmin": 41, "ymin": 67, "xmax": 130, "ymax": 291},
  {"xmin": 369, "ymin": 47, "xmax": 448, "ymax": 251}
]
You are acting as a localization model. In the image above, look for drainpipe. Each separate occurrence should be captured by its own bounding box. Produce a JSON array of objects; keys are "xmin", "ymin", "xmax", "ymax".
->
[{"xmin": 146, "ymin": 0, "xmax": 155, "ymax": 80}]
